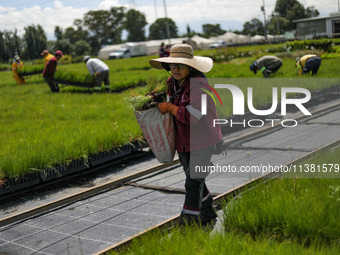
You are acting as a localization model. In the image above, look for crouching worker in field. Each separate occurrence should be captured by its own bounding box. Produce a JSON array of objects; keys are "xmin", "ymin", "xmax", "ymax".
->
[
  {"xmin": 41, "ymin": 50, "xmax": 55, "ymax": 66},
  {"xmin": 149, "ymin": 44, "xmax": 223, "ymax": 227},
  {"xmin": 42, "ymin": 50, "xmax": 64, "ymax": 92},
  {"xmin": 83, "ymin": 56, "xmax": 111, "ymax": 92},
  {"xmin": 296, "ymin": 55, "xmax": 321, "ymax": 76},
  {"xmin": 12, "ymin": 55, "xmax": 26, "ymax": 85},
  {"xmin": 250, "ymin": 55, "xmax": 283, "ymax": 78}
]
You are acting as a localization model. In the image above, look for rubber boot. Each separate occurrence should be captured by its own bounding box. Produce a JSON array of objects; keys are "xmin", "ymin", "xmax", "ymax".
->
[
  {"xmin": 178, "ymin": 211, "xmax": 199, "ymax": 226},
  {"xmin": 200, "ymin": 196, "xmax": 217, "ymax": 226}
]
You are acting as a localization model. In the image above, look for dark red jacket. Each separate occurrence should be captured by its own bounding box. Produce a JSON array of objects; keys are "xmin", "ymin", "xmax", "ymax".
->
[
  {"xmin": 168, "ymin": 73, "xmax": 222, "ymax": 152},
  {"xmin": 43, "ymin": 57, "xmax": 57, "ymax": 77}
]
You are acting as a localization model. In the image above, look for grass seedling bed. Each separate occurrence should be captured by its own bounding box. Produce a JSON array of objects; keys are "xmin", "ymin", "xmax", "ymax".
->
[
  {"xmin": 108, "ymin": 147, "xmax": 340, "ymax": 255},
  {"xmin": 17, "ymin": 65, "xmax": 45, "ymax": 77},
  {"xmin": 54, "ymin": 69, "xmax": 93, "ymax": 85},
  {"xmin": 0, "ymin": 83, "xmax": 143, "ymax": 180},
  {"xmin": 1, "ymin": 44, "xmax": 340, "ymax": 180}
]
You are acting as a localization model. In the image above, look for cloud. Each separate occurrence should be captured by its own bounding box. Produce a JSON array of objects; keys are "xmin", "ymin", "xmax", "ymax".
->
[
  {"xmin": 0, "ymin": 0, "xmax": 337, "ymax": 41},
  {"xmin": 97, "ymin": 0, "xmax": 120, "ymax": 10},
  {"xmin": 0, "ymin": 1, "xmax": 87, "ymax": 40}
]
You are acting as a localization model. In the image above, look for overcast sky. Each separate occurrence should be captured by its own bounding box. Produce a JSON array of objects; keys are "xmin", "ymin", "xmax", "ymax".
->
[{"xmin": 0, "ymin": 0, "xmax": 338, "ymax": 40}]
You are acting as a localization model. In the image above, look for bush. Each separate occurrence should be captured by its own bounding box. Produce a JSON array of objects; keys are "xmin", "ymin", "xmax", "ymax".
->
[
  {"xmin": 59, "ymin": 54, "xmax": 73, "ymax": 64},
  {"xmin": 286, "ymin": 39, "xmax": 334, "ymax": 52}
]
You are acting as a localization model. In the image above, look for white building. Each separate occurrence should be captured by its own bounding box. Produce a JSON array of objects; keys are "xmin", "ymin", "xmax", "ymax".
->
[{"xmin": 293, "ymin": 12, "xmax": 340, "ymax": 39}]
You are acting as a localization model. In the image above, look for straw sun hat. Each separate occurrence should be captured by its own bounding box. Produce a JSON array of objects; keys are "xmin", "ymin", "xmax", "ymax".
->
[{"xmin": 149, "ymin": 44, "xmax": 213, "ymax": 73}]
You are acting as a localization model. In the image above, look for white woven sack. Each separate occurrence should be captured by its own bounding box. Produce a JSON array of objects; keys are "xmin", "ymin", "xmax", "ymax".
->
[{"xmin": 135, "ymin": 108, "xmax": 175, "ymax": 163}]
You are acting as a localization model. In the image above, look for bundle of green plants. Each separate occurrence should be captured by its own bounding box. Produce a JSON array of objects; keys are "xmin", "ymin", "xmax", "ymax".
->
[
  {"xmin": 125, "ymin": 78, "xmax": 167, "ymax": 111},
  {"xmin": 17, "ymin": 64, "xmax": 45, "ymax": 76},
  {"xmin": 54, "ymin": 69, "xmax": 93, "ymax": 84},
  {"xmin": 223, "ymin": 147, "xmax": 340, "ymax": 246}
]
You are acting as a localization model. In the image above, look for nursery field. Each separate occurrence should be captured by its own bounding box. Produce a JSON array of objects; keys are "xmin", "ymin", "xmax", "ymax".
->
[
  {"xmin": 1, "ymin": 43, "xmax": 340, "ymax": 180},
  {"xmin": 109, "ymin": 146, "xmax": 340, "ymax": 255}
]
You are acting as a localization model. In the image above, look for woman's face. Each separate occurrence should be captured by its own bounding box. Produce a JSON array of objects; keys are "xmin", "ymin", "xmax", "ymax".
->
[{"xmin": 169, "ymin": 63, "xmax": 191, "ymax": 82}]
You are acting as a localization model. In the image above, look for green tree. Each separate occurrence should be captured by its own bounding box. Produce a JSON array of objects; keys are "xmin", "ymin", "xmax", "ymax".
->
[
  {"xmin": 202, "ymin": 24, "xmax": 226, "ymax": 37},
  {"xmin": 267, "ymin": 15, "xmax": 290, "ymax": 35},
  {"xmin": 54, "ymin": 39, "xmax": 71, "ymax": 55},
  {"xmin": 83, "ymin": 7, "xmax": 125, "ymax": 52},
  {"xmin": 54, "ymin": 26, "xmax": 63, "ymax": 41},
  {"xmin": 242, "ymin": 18, "xmax": 265, "ymax": 36},
  {"xmin": 124, "ymin": 9, "xmax": 147, "ymax": 42},
  {"xmin": 274, "ymin": 0, "xmax": 320, "ymax": 30},
  {"xmin": 149, "ymin": 18, "xmax": 178, "ymax": 40},
  {"xmin": 23, "ymin": 24, "xmax": 47, "ymax": 59},
  {"xmin": 0, "ymin": 31, "xmax": 7, "ymax": 61},
  {"xmin": 63, "ymin": 19, "xmax": 89, "ymax": 45},
  {"xmin": 306, "ymin": 6, "xmax": 320, "ymax": 18},
  {"xmin": 71, "ymin": 40, "xmax": 92, "ymax": 56}
]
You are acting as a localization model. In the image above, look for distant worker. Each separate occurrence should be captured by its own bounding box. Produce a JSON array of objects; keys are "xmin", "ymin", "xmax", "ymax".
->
[
  {"xmin": 159, "ymin": 42, "xmax": 169, "ymax": 57},
  {"xmin": 83, "ymin": 56, "xmax": 110, "ymax": 92},
  {"xmin": 12, "ymin": 55, "xmax": 26, "ymax": 85},
  {"xmin": 41, "ymin": 50, "xmax": 55, "ymax": 66},
  {"xmin": 42, "ymin": 50, "xmax": 64, "ymax": 92},
  {"xmin": 250, "ymin": 55, "xmax": 283, "ymax": 78},
  {"xmin": 296, "ymin": 55, "xmax": 321, "ymax": 76}
]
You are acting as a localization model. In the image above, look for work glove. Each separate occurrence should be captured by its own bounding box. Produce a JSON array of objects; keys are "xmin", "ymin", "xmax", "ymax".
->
[{"xmin": 158, "ymin": 102, "xmax": 179, "ymax": 116}]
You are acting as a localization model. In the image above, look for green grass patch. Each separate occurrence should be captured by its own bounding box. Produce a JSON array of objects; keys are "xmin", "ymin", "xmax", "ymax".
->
[
  {"xmin": 223, "ymin": 146, "xmax": 340, "ymax": 246},
  {"xmin": 109, "ymin": 226, "xmax": 339, "ymax": 255}
]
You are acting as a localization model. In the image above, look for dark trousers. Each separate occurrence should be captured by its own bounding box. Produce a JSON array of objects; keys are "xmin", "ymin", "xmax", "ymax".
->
[
  {"xmin": 43, "ymin": 76, "xmax": 59, "ymax": 92},
  {"xmin": 94, "ymin": 70, "xmax": 110, "ymax": 87},
  {"xmin": 178, "ymin": 147, "xmax": 214, "ymax": 215},
  {"xmin": 268, "ymin": 61, "xmax": 282, "ymax": 73},
  {"xmin": 304, "ymin": 57, "xmax": 321, "ymax": 75}
]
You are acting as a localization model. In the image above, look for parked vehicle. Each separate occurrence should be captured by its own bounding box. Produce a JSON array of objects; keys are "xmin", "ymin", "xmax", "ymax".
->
[
  {"xmin": 209, "ymin": 40, "xmax": 228, "ymax": 49},
  {"xmin": 109, "ymin": 43, "xmax": 147, "ymax": 59},
  {"xmin": 109, "ymin": 48, "xmax": 131, "ymax": 59}
]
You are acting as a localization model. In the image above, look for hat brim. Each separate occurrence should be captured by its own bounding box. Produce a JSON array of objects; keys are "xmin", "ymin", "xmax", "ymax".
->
[{"xmin": 149, "ymin": 56, "xmax": 213, "ymax": 73}]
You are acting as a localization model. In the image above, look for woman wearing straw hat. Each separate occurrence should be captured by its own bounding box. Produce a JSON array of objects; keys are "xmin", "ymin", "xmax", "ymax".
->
[{"xmin": 150, "ymin": 44, "xmax": 222, "ymax": 226}]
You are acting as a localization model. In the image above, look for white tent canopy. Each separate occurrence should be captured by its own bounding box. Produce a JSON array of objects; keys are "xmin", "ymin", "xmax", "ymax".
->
[{"xmin": 98, "ymin": 33, "xmax": 286, "ymax": 59}]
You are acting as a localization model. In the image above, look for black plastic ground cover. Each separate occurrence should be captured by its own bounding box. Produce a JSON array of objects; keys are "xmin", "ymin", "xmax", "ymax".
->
[
  {"xmin": 18, "ymin": 71, "xmax": 43, "ymax": 77},
  {"xmin": 0, "ymin": 141, "xmax": 146, "ymax": 197}
]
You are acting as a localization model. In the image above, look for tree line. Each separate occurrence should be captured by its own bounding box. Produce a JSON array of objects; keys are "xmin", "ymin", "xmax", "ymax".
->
[{"xmin": 0, "ymin": 0, "xmax": 319, "ymax": 62}]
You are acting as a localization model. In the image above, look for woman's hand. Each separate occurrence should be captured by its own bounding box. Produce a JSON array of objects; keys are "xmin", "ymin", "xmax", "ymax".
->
[{"xmin": 158, "ymin": 102, "xmax": 179, "ymax": 116}]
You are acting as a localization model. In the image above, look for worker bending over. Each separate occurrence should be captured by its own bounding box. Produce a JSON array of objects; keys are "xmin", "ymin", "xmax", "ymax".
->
[
  {"xmin": 250, "ymin": 55, "xmax": 283, "ymax": 78},
  {"xmin": 296, "ymin": 55, "xmax": 321, "ymax": 76},
  {"xmin": 83, "ymin": 56, "xmax": 110, "ymax": 92}
]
